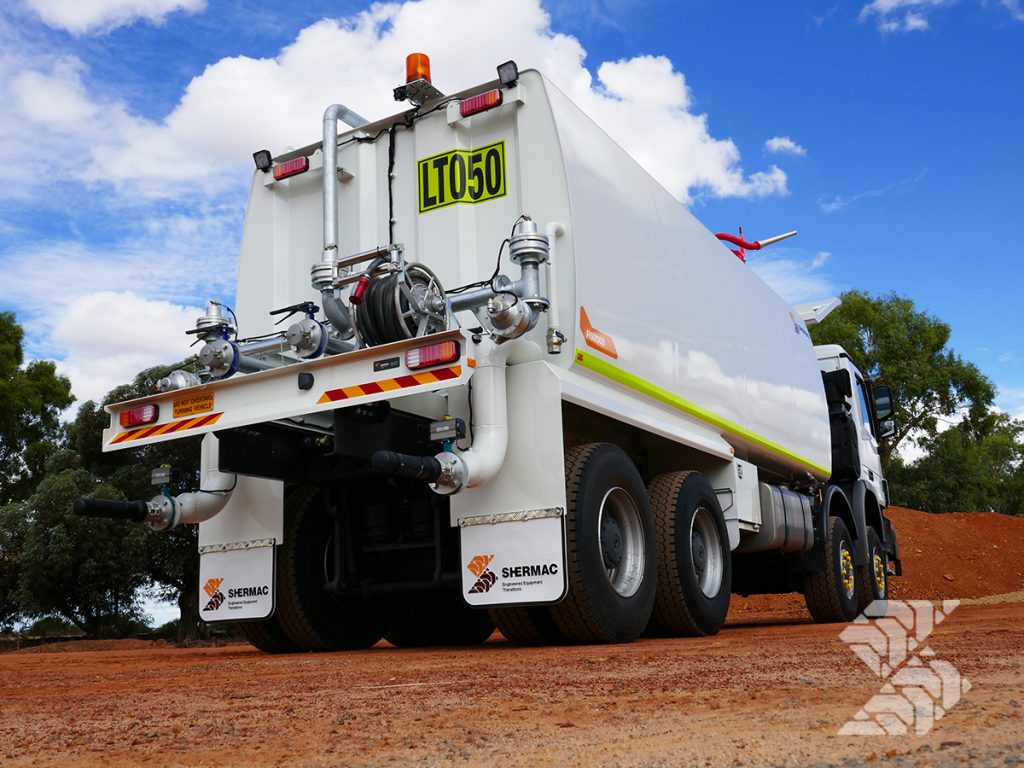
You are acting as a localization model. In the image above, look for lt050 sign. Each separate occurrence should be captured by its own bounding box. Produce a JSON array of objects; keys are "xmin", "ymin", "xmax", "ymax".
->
[{"xmin": 418, "ymin": 141, "xmax": 507, "ymax": 213}]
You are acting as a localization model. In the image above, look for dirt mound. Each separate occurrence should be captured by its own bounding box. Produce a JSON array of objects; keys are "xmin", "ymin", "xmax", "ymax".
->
[
  {"xmin": 729, "ymin": 506, "xmax": 1024, "ymax": 621},
  {"xmin": 885, "ymin": 506, "xmax": 1024, "ymax": 599}
]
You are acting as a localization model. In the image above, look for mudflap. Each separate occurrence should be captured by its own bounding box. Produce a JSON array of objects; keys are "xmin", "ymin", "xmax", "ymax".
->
[
  {"xmin": 198, "ymin": 539, "xmax": 276, "ymax": 622},
  {"xmin": 459, "ymin": 511, "xmax": 567, "ymax": 607}
]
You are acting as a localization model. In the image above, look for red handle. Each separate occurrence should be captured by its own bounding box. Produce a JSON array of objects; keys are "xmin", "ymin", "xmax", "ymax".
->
[{"xmin": 715, "ymin": 233, "xmax": 763, "ymax": 251}]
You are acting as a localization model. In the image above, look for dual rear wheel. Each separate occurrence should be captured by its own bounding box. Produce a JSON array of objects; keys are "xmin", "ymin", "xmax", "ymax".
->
[{"xmin": 490, "ymin": 443, "xmax": 732, "ymax": 645}]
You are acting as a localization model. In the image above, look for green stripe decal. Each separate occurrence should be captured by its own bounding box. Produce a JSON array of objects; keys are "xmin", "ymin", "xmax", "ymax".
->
[{"xmin": 573, "ymin": 349, "xmax": 830, "ymax": 477}]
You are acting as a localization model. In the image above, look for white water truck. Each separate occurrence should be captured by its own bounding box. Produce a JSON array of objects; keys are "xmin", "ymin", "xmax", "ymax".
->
[{"xmin": 74, "ymin": 56, "xmax": 901, "ymax": 650}]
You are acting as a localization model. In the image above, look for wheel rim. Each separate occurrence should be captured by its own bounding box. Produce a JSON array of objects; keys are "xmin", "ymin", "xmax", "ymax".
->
[
  {"xmin": 690, "ymin": 506, "xmax": 724, "ymax": 599},
  {"xmin": 597, "ymin": 487, "xmax": 645, "ymax": 598},
  {"xmin": 872, "ymin": 549, "xmax": 887, "ymax": 596},
  {"xmin": 840, "ymin": 542, "xmax": 855, "ymax": 599}
]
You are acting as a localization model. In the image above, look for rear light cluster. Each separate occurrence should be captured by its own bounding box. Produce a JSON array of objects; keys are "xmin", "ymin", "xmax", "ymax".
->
[
  {"xmin": 405, "ymin": 341, "xmax": 459, "ymax": 370},
  {"xmin": 273, "ymin": 156, "xmax": 309, "ymax": 180},
  {"xmin": 120, "ymin": 404, "xmax": 159, "ymax": 428},
  {"xmin": 460, "ymin": 89, "xmax": 503, "ymax": 118}
]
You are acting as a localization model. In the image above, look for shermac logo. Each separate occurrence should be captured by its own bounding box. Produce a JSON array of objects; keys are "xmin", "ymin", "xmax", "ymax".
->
[
  {"xmin": 202, "ymin": 577, "xmax": 226, "ymax": 612},
  {"xmin": 467, "ymin": 554, "xmax": 497, "ymax": 594}
]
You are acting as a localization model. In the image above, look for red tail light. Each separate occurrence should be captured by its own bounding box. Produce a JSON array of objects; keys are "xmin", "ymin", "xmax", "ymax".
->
[
  {"xmin": 460, "ymin": 89, "xmax": 503, "ymax": 118},
  {"xmin": 273, "ymin": 157, "xmax": 309, "ymax": 180},
  {"xmin": 406, "ymin": 341, "xmax": 459, "ymax": 370},
  {"xmin": 120, "ymin": 404, "xmax": 159, "ymax": 428}
]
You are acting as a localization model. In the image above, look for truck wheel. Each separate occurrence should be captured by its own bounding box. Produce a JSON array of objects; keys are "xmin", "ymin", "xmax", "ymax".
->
[
  {"xmin": 385, "ymin": 592, "xmax": 495, "ymax": 647},
  {"xmin": 648, "ymin": 471, "xmax": 732, "ymax": 636},
  {"xmin": 548, "ymin": 443, "xmax": 656, "ymax": 644},
  {"xmin": 856, "ymin": 527, "xmax": 888, "ymax": 612},
  {"xmin": 489, "ymin": 606, "xmax": 565, "ymax": 646},
  {"xmin": 274, "ymin": 486, "xmax": 386, "ymax": 651},
  {"xmin": 803, "ymin": 516, "xmax": 859, "ymax": 623},
  {"xmin": 234, "ymin": 615, "xmax": 299, "ymax": 654}
]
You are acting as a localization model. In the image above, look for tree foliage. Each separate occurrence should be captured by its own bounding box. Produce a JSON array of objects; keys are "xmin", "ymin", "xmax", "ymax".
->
[
  {"xmin": 15, "ymin": 450, "xmax": 150, "ymax": 636},
  {"xmin": 72, "ymin": 362, "xmax": 204, "ymax": 643},
  {"xmin": 810, "ymin": 291, "xmax": 995, "ymax": 466},
  {"xmin": 888, "ymin": 414, "xmax": 1024, "ymax": 515},
  {"xmin": 0, "ymin": 312, "xmax": 74, "ymax": 504}
]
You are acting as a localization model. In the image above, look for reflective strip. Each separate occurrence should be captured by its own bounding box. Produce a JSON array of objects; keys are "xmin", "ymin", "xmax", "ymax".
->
[
  {"xmin": 317, "ymin": 364, "xmax": 462, "ymax": 404},
  {"xmin": 110, "ymin": 412, "xmax": 223, "ymax": 444},
  {"xmin": 573, "ymin": 349, "xmax": 830, "ymax": 477},
  {"xmin": 458, "ymin": 507, "xmax": 564, "ymax": 527}
]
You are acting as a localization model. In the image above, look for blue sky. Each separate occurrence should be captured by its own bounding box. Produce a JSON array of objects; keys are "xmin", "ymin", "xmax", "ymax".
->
[{"xmin": 1, "ymin": 0, "xmax": 1022, "ymax": 423}]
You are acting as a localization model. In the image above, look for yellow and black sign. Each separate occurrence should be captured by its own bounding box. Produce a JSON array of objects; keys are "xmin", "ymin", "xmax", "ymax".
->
[
  {"xmin": 172, "ymin": 392, "xmax": 215, "ymax": 419},
  {"xmin": 418, "ymin": 141, "xmax": 506, "ymax": 213}
]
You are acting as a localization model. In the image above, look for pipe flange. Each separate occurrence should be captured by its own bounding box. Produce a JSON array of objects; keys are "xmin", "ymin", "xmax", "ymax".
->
[{"xmin": 430, "ymin": 452, "xmax": 466, "ymax": 495}]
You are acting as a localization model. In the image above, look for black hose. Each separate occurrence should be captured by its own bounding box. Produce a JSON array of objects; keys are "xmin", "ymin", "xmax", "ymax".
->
[
  {"xmin": 73, "ymin": 497, "xmax": 150, "ymax": 522},
  {"xmin": 371, "ymin": 450, "xmax": 442, "ymax": 483}
]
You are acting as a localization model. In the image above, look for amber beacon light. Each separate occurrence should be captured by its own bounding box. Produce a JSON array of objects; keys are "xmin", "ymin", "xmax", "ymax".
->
[{"xmin": 406, "ymin": 52, "xmax": 432, "ymax": 84}]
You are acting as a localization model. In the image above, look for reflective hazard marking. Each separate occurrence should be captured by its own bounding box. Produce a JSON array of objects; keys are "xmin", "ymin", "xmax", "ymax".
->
[
  {"xmin": 317, "ymin": 365, "xmax": 462, "ymax": 404},
  {"xmin": 110, "ymin": 412, "xmax": 224, "ymax": 444}
]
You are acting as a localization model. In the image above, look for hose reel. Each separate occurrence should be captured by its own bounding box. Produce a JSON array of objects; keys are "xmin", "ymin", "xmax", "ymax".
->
[{"xmin": 354, "ymin": 263, "xmax": 449, "ymax": 346}]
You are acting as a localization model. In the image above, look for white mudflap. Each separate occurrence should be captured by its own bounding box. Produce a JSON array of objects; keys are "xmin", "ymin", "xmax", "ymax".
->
[
  {"xmin": 198, "ymin": 539, "xmax": 275, "ymax": 622},
  {"xmin": 459, "ymin": 510, "xmax": 567, "ymax": 607}
]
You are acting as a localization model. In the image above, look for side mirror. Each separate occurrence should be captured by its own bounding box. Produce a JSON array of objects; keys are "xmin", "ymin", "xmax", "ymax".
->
[
  {"xmin": 879, "ymin": 418, "xmax": 896, "ymax": 440},
  {"xmin": 873, "ymin": 384, "xmax": 894, "ymax": 421}
]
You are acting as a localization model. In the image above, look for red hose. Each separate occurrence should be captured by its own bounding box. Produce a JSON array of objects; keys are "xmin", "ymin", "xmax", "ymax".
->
[{"xmin": 715, "ymin": 233, "xmax": 763, "ymax": 251}]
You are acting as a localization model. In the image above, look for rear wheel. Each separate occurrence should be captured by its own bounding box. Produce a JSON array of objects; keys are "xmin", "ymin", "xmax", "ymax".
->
[
  {"xmin": 489, "ymin": 606, "xmax": 565, "ymax": 646},
  {"xmin": 804, "ymin": 516, "xmax": 859, "ymax": 623},
  {"xmin": 856, "ymin": 527, "xmax": 888, "ymax": 611},
  {"xmin": 547, "ymin": 443, "xmax": 656, "ymax": 644},
  {"xmin": 385, "ymin": 591, "xmax": 495, "ymax": 647},
  {"xmin": 234, "ymin": 615, "xmax": 299, "ymax": 654},
  {"xmin": 274, "ymin": 486, "xmax": 387, "ymax": 651},
  {"xmin": 648, "ymin": 471, "xmax": 732, "ymax": 636}
]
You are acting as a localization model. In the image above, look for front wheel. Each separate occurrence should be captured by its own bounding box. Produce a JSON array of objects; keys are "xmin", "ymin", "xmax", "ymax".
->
[
  {"xmin": 856, "ymin": 527, "xmax": 888, "ymax": 611},
  {"xmin": 803, "ymin": 516, "xmax": 860, "ymax": 623},
  {"xmin": 547, "ymin": 443, "xmax": 657, "ymax": 644}
]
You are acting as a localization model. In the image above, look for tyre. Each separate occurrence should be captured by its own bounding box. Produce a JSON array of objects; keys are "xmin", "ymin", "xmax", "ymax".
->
[
  {"xmin": 547, "ymin": 443, "xmax": 657, "ymax": 644},
  {"xmin": 234, "ymin": 615, "xmax": 299, "ymax": 654},
  {"xmin": 274, "ymin": 486, "xmax": 387, "ymax": 651},
  {"xmin": 803, "ymin": 516, "xmax": 859, "ymax": 623},
  {"xmin": 856, "ymin": 527, "xmax": 889, "ymax": 612},
  {"xmin": 648, "ymin": 471, "xmax": 732, "ymax": 637},
  {"xmin": 385, "ymin": 591, "xmax": 495, "ymax": 647},
  {"xmin": 489, "ymin": 606, "xmax": 565, "ymax": 646}
]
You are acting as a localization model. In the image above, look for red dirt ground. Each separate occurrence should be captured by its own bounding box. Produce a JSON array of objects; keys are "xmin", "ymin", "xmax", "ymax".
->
[{"xmin": 2, "ymin": 508, "xmax": 1023, "ymax": 766}]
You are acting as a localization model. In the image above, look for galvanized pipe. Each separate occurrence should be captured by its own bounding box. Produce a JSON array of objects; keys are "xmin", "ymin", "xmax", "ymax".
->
[{"xmin": 322, "ymin": 103, "xmax": 369, "ymax": 260}]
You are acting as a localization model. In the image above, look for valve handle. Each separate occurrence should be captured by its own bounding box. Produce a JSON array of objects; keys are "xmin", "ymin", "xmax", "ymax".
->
[{"xmin": 270, "ymin": 301, "xmax": 320, "ymax": 324}]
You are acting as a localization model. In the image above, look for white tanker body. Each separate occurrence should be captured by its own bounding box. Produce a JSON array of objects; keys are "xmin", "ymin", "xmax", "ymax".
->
[{"xmin": 76, "ymin": 59, "xmax": 901, "ymax": 650}]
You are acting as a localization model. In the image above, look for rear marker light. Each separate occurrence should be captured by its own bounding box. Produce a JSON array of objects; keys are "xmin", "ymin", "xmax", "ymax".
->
[
  {"xmin": 459, "ymin": 89, "xmax": 503, "ymax": 118},
  {"xmin": 406, "ymin": 341, "xmax": 459, "ymax": 370},
  {"xmin": 273, "ymin": 156, "xmax": 309, "ymax": 181},
  {"xmin": 120, "ymin": 404, "xmax": 159, "ymax": 428}
]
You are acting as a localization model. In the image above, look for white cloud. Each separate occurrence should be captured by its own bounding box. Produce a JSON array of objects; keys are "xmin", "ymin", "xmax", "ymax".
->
[
  {"xmin": 1003, "ymin": 0, "xmax": 1024, "ymax": 21},
  {"xmin": 764, "ymin": 136, "xmax": 807, "ymax": 157},
  {"xmin": 5, "ymin": 0, "xmax": 787, "ymax": 204},
  {"xmin": 860, "ymin": 0, "xmax": 949, "ymax": 31},
  {"xmin": 25, "ymin": 0, "xmax": 205, "ymax": 35},
  {"xmin": 749, "ymin": 250, "xmax": 838, "ymax": 304},
  {"xmin": 52, "ymin": 291, "xmax": 204, "ymax": 405}
]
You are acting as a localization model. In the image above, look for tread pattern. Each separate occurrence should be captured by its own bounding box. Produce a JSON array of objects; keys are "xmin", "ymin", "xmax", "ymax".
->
[
  {"xmin": 648, "ymin": 470, "xmax": 708, "ymax": 636},
  {"xmin": 547, "ymin": 443, "xmax": 611, "ymax": 643},
  {"xmin": 856, "ymin": 527, "xmax": 887, "ymax": 611},
  {"xmin": 804, "ymin": 516, "xmax": 856, "ymax": 623},
  {"xmin": 234, "ymin": 617, "xmax": 298, "ymax": 654},
  {"xmin": 489, "ymin": 606, "xmax": 564, "ymax": 646}
]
